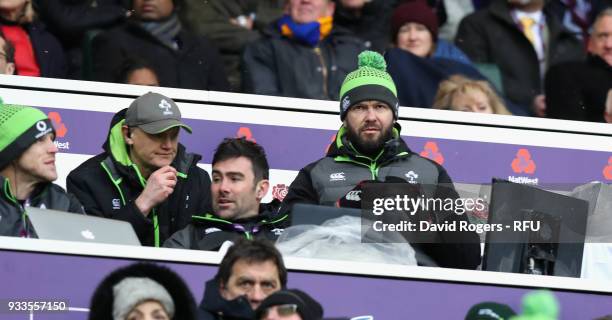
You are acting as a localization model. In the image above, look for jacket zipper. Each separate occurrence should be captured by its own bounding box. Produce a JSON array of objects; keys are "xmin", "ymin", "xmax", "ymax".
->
[{"xmin": 313, "ymin": 47, "xmax": 329, "ymax": 99}]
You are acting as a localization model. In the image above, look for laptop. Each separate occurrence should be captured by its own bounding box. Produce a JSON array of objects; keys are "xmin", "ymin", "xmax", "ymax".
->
[
  {"xmin": 27, "ymin": 207, "xmax": 141, "ymax": 246},
  {"xmin": 290, "ymin": 203, "xmax": 362, "ymax": 226}
]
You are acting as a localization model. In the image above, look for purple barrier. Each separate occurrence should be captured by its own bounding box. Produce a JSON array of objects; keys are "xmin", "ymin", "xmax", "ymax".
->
[
  {"xmin": 40, "ymin": 107, "xmax": 612, "ymax": 185},
  {"xmin": 0, "ymin": 250, "xmax": 610, "ymax": 320}
]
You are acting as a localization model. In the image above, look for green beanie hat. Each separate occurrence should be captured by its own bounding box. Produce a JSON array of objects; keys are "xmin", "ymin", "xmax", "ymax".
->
[
  {"xmin": 339, "ymin": 50, "xmax": 399, "ymax": 120},
  {"xmin": 0, "ymin": 103, "xmax": 55, "ymax": 170}
]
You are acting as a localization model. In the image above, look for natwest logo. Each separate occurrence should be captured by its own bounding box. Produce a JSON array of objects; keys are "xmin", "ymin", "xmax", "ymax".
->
[
  {"xmin": 236, "ymin": 127, "xmax": 256, "ymax": 142},
  {"xmin": 419, "ymin": 141, "xmax": 444, "ymax": 165},
  {"xmin": 511, "ymin": 149, "xmax": 536, "ymax": 174},
  {"xmin": 272, "ymin": 184, "xmax": 289, "ymax": 201},
  {"xmin": 603, "ymin": 156, "xmax": 612, "ymax": 180},
  {"xmin": 48, "ymin": 111, "xmax": 67, "ymax": 138}
]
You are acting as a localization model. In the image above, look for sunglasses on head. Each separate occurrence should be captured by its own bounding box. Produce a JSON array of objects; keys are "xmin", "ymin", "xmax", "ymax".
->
[{"xmin": 260, "ymin": 304, "xmax": 298, "ymax": 318}]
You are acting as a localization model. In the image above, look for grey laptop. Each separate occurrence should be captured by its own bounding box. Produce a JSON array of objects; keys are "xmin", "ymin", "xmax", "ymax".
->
[{"xmin": 27, "ymin": 207, "xmax": 141, "ymax": 246}]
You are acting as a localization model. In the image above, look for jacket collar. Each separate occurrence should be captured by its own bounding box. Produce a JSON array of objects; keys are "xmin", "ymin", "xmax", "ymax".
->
[
  {"xmin": 200, "ymin": 278, "xmax": 254, "ymax": 319},
  {"xmin": 191, "ymin": 200, "xmax": 287, "ymax": 229}
]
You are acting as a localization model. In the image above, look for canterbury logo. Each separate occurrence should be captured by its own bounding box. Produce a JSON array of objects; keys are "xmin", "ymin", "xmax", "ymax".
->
[
  {"xmin": 330, "ymin": 172, "xmax": 346, "ymax": 181},
  {"xmin": 345, "ymin": 190, "xmax": 361, "ymax": 201},
  {"xmin": 342, "ymin": 96, "xmax": 351, "ymax": 111},
  {"xmin": 159, "ymin": 99, "xmax": 173, "ymax": 115},
  {"xmin": 405, "ymin": 171, "xmax": 419, "ymax": 184}
]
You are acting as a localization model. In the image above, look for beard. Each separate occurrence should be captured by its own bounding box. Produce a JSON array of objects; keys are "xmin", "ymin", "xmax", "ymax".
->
[{"xmin": 345, "ymin": 121, "xmax": 394, "ymax": 158}]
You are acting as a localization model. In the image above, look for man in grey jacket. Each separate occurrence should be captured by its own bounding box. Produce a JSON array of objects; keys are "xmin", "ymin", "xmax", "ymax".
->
[{"xmin": 280, "ymin": 51, "xmax": 481, "ymax": 269}]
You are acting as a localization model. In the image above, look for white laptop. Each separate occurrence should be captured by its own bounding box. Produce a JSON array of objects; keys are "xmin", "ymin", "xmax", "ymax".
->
[{"xmin": 26, "ymin": 207, "xmax": 141, "ymax": 246}]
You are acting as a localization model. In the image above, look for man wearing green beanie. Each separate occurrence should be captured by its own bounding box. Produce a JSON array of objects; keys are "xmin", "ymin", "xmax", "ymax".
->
[
  {"xmin": 279, "ymin": 51, "xmax": 480, "ymax": 269},
  {"xmin": 0, "ymin": 103, "xmax": 83, "ymax": 237}
]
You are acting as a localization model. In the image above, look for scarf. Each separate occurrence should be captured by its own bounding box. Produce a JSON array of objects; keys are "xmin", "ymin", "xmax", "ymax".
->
[
  {"xmin": 277, "ymin": 14, "xmax": 333, "ymax": 47},
  {"xmin": 139, "ymin": 13, "xmax": 182, "ymax": 51}
]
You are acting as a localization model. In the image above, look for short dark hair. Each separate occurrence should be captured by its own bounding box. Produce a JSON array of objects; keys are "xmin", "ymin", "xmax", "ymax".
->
[
  {"xmin": 215, "ymin": 238, "xmax": 287, "ymax": 288},
  {"xmin": 212, "ymin": 137, "xmax": 269, "ymax": 181},
  {"xmin": 116, "ymin": 57, "xmax": 159, "ymax": 84},
  {"xmin": 0, "ymin": 30, "xmax": 15, "ymax": 64}
]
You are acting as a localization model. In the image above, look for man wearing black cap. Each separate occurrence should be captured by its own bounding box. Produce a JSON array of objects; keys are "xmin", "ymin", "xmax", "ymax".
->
[
  {"xmin": 256, "ymin": 289, "xmax": 323, "ymax": 320},
  {"xmin": 67, "ymin": 92, "xmax": 212, "ymax": 247},
  {"xmin": 0, "ymin": 103, "xmax": 83, "ymax": 237}
]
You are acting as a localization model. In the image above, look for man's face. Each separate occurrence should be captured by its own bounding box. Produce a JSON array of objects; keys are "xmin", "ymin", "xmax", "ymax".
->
[
  {"xmin": 588, "ymin": 15, "xmax": 612, "ymax": 66},
  {"xmin": 0, "ymin": 0, "xmax": 26, "ymax": 11},
  {"xmin": 212, "ymin": 156, "xmax": 268, "ymax": 221},
  {"xmin": 15, "ymin": 133, "xmax": 58, "ymax": 183},
  {"xmin": 344, "ymin": 100, "xmax": 394, "ymax": 156},
  {"xmin": 288, "ymin": 0, "xmax": 335, "ymax": 24},
  {"xmin": 220, "ymin": 259, "xmax": 281, "ymax": 310},
  {"xmin": 0, "ymin": 37, "xmax": 15, "ymax": 75},
  {"xmin": 133, "ymin": 0, "xmax": 174, "ymax": 21},
  {"xmin": 124, "ymin": 127, "xmax": 179, "ymax": 172}
]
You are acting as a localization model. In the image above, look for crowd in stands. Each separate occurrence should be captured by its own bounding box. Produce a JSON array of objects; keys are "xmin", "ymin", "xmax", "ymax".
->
[
  {"xmin": 0, "ymin": 1, "xmax": 611, "ymax": 318},
  {"xmin": 0, "ymin": 0, "xmax": 609, "ymax": 121}
]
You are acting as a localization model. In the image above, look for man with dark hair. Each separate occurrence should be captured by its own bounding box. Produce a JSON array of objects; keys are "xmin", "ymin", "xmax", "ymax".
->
[
  {"xmin": 0, "ymin": 30, "xmax": 15, "ymax": 74},
  {"xmin": 164, "ymin": 137, "xmax": 287, "ymax": 250},
  {"xmin": 67, "ymin": 92, "xmax": 212, "ymax": 247},
  {"xmin": 546, "ymin": 8, "xmax": 612, "ymax": 122},
  {"xmin": 242, "ymin": 0, "xmax": 366, "ymax": 100},
  {"xmin": 280, "ymin": 51, "xmax": 480, "ymax": 270},
  {"xmin": 197, "ymin": 238, "xmax": 287, "ymax": 320},
  {"xmin": 456, "ymin": 0, "xmax": 584, "ymax": 116},
  {"xmin": 1, "ymin": 104, "xmax": 83, "ymax": 237},
  {"xmin": 92, "ymin": 0, "xmax": 230, "ymax": 91}
]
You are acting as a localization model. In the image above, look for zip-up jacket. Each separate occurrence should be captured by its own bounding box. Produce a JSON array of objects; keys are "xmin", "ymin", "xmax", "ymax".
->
[
  {"xmin": 164, "ymin": 200, "xmax": 287, "ymax": 251},
  {"xmin": 0, "ymin": 176, "xmax": 84, "ymax": 237},
  {"xmin": 66, "ymin": 109, "xmax": 212, "ymax": 247},
  {"xmin": 196, "ymin": 278, "xmax": 254, "ymax": 320},
  {"xmin": 280, "ymin": 124, "xmax": 481, "ymax": 269},
  {"xmin": 242, "ymin": 22, "xmax": 366, "ymax": 100}
]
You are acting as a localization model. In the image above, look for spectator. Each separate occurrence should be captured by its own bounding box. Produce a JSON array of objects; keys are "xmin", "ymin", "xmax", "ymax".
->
[
  {"xmin": 34, "ymin": 0, "xmax": 131, "ymax": 79},
  {"xmin": 0, "ymin": 0, "xmax": 67, "ymax": 78},
  {"xmin": 391, "ymin": 0, "xmax": 473, "ymax": 64},
  {"xmin": 333, "ymin": 0, "xmax": 395, "ymax": 53},
  {"xmin": 433, "ymin": 75, "xmax": 512, "ymax": 114},
  {"xmin": 386, "ymin": 1, "xmax": 501, "ymax": 110},
  {"xmin": 0, "ymin": 30, "xmax": 15, "ymax": 74},
  {"xmin": 117, "ymin": 57, "xmax": 161, "ymax": 86},
  {"xmin": 92, "ymin": 0, "xmax": 230, "ymax": 91},
  {"xmin": 464, "ymin": 302, "xmax": 516, "ymax": 320},
  {"xmin": 197, "ymin": 238, "xmax": 286, "ymax": 320},
  {"xmin": 164, "ymin": 137, "xmax": 288, "ymax": 251},
  {"xmin": 545, "ymin": 8, "xmax": 612, "ymax": 122},
  {"xmin": 279, "ymin": 51, "xmax": 481, "ymax": 269},
  {"xmin": 88, "ymin": 262, "xmax": 197, "ymax": 320},
  {"xmin": 255, "ymin": 289, "xmax": 323, "ymax": 320},
  {"xmin": 66, "ymin": 92, "xmax": 213, "ymax": 247},
  {"xmin": 179, "ymin": 0, "xmax": 284, "ymax": 91},
  {"xmin": 0, "ymin": 104, "xmax": 83, "ymax": 237},
  {"xmin": 547, "ymin": 0, "xmax": 612, "ymax": 46},
  {"xmin": 242, "ymin": 0, "xmax": 366, "ymax": 100},
  {"xmin": 456, "ymin": 0, "xmax": 585, "ymax": 116}
]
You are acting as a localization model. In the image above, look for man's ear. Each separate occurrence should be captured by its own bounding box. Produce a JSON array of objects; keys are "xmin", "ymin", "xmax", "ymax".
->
[
  {"xmin": 122, "ymin": 126, "xmax": 133, "ymax": 145},
  {"xmin": 326, "ymin": 0, "xmax": 336, "ymax": 17},
  {"xmin": 255, "ymin": 179, "xmax": 270, "ymax": 201}
]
